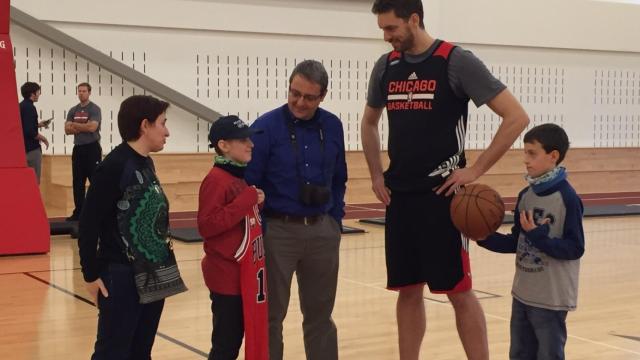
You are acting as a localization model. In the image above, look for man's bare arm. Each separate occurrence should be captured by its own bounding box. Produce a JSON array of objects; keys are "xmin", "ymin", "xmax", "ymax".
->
[
  {"xmin": 436, "ymin": 88, "xmax": 529, "ymax": 196},
  {"xmin": 360, "ymin": 105, "xmax": 390, "ymax": 205},
  {"xmin": 64, "ymin": 121, "xmax": 79, "ymax": 135},
  {"xmin": 71, "ymin": 120, "xmax": 99, "ymax": 133}
]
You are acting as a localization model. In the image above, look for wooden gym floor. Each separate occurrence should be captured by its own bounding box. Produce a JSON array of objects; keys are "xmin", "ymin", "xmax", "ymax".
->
[{"xmin": 1, "ymin": 211, "xmax": 640, "ymax": 359}]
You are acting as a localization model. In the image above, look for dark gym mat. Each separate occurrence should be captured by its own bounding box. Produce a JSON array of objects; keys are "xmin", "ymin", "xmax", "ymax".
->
[
  {"xmin": 50, "ymin": 221, "xmax": 78, "ymax": 237},
  {"xmin": 358, "ymin": 217, "xmax": 386, "ymax": 226},
  {"xmin": 171, "ymin": 225, "xmax": 366, "ymax": 243},
  {"xmin": 342, "ymin": 225, "xmax": 365, "ymax": 234},
  {"xmin": 170, "ymin": 228, "xmax": 203, "ymax": 243},
  {"xmin": 359, "ymin": 204, "xmax": 640, "ymax": 226}
]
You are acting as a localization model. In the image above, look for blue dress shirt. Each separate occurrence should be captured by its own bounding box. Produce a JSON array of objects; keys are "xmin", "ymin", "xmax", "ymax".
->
[{"xmin": 245, "ymin": 104, "xmax": 347, "ymax": 225}]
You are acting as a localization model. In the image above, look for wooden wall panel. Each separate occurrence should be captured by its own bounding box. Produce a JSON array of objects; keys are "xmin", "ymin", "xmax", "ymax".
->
[{"xmin": 41, "ymin": 148, "xmax": 640, "ymax": 216}]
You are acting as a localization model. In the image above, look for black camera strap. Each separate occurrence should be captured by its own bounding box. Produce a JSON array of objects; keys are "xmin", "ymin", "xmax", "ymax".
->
[{"xmin": 286, "ymin": 118, "xmax": 328, "ymax": 186}]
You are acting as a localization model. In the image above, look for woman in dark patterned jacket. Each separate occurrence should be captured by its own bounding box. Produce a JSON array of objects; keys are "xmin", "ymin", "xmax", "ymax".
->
[{"xmin": 78, "ymin": 95, "xmax": 186, "ymax": 359}]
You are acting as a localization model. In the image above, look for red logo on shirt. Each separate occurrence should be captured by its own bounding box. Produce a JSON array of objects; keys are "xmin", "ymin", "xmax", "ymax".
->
[
  {"xmin": 386, "ymin": 74, "xmax": 437, "ymax": 111},
  {"xmin": 73, "ymin": 110, "xmax": 89, "ymax": 123}
]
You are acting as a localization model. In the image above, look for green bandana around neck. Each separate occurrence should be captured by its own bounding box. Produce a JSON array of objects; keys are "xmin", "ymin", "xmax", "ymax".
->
[{"xmin": 214, "ymin": 155, "xmax": 247, "ymax": 168}]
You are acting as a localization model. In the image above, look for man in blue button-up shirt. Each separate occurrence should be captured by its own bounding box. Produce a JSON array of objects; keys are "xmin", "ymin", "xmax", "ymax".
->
[{"xmin": 246, "ymin": 60, "xmax": 347, "ymax": 360}]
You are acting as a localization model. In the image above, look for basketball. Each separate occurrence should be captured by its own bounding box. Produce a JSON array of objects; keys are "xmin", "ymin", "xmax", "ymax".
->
[{"xmin": 450, "ymin": 183, "xmax": 505, "ymax": 240}]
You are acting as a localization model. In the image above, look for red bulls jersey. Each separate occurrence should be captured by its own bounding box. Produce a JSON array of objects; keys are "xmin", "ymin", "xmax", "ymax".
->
[
  {"xmin": 382, "ymin": 40, "xmax": 469, "ymax": 192},
  {"xmin": 234, "ymin": 205, "xmax": 268, "ymax": 360}
]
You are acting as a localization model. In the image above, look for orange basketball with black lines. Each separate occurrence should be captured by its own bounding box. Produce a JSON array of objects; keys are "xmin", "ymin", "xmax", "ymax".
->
[{"xmin": 450, "ymin": 183, "xmax": 505, "ymax": 240}]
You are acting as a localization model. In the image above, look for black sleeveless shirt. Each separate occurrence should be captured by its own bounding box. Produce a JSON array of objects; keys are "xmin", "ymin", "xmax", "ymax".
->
[{"xmin": 382, "ymin": 40, "xmax": 469, "ymax": 192}]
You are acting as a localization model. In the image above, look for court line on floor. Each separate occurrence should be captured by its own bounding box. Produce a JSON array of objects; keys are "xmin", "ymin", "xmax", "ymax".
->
[
  {"xmin": 25, "ymin": 272, "xmax": 95, "ymax": 305},
  {"xmin": 0, "ymin": 267, "xmax": 81, "ymax": 276},
  {"xmin": 610, "ymin": 333, "xmax": 640, "ymax": 342},
  {"xmin": 566, "ymin": 334, "xmax": 640, "ymax": 356},
  {"xmin": 22, "ymin": 272, "xmax": 208, "ymax": 358},
  {"xmin": 0, "ymin": 270, "xmax": 36, "ymax": 276},
  {"xmin": 339, "ymin": 277, "xmax": 640, "ymax": 356},
  {"xmin": 346, "ymin": 204, "xmax": 386, "ymax": 211},
  {"xmin": 155, "ymin": 333, "xmax": 207, "ymax": 358},
  {"xmin": 0, "ymin": 258, "xmax": 205, "ymax": 276},
  {"xmin": 0, "ymin": 267, "xmax": 82, "ymax": 276}
]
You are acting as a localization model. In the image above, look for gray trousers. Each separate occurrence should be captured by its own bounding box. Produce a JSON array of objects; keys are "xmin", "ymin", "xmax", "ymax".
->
[
  {"xmin": 26, "ymin": 148, "xmax": 42, "ymax": 184},
  {"xmin": 265, "ymin": 214, "xmax": 341, "ymax": 360}
]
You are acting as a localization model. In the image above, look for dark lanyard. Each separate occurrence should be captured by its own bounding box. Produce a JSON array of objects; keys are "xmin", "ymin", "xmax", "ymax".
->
[{"xmin": 286, "ymin": 119, "xmax": 326, "ymax": 185}]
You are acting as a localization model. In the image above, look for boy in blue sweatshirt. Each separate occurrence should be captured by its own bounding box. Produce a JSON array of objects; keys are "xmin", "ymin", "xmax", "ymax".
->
[{"xmin": 478, "ymin": 123, "xmax": 585, "ymax": 360}]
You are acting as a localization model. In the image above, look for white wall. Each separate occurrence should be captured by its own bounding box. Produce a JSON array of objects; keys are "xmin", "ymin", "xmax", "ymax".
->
[
  {"xmin": 423, "ymin": 0, "xmax": 640, "ymax": 53},
  {"xmin": 10, "ymin": 0, "xmax": 640, "ymax": 154},
  {"xmin": 14, "ymin": 0, "xmax": 640, "ymax": 52}
]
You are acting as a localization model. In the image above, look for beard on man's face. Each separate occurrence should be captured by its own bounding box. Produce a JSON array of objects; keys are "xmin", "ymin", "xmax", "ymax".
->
[{"xmin": 392, "ymin": 31, "xmax": 414, "ymax": 52}]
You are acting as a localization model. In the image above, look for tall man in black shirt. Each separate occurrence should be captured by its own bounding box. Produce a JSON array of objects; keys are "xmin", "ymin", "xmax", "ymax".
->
[
  {"xmin": 19, "ymin": 81, "xmax": 49, "ymax": 184},
  {"xmin": 361, "ymin": 1, "xmax": 530, "ymax": 359}
]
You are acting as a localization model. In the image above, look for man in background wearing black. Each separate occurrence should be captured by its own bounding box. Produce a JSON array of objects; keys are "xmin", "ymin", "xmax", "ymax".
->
[{"xmin": 19, "ymin": 81, "xmax": 49, "ymax": 184}]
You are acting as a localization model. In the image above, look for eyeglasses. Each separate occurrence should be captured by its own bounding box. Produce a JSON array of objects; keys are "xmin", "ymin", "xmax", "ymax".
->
[{"xmin": 288, "ymin": 88, "xmax": 323, "ymax": 102}]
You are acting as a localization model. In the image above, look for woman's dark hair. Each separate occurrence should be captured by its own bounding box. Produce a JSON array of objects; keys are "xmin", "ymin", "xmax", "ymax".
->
[{"xmin": 118, "ymin": 95, "xmax": 170, "ymax": 141}]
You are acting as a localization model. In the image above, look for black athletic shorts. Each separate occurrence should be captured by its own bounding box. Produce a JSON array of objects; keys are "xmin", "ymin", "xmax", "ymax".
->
[{"xmin": 385, "ymin": 190, "xmax": 471, "ymax": 293}]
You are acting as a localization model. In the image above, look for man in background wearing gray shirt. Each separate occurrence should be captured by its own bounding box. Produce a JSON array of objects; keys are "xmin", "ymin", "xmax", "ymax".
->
[
  {"xmin": 361, "ymin": 1, "xmax": 529, "ymax": 359},
  {"xmin": 65, "ymin": 82, "xmax": 102, "ymax": 221}
]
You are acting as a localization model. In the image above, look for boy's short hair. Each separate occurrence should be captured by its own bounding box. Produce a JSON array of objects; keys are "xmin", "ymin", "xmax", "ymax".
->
[
  {"xmin": 212, "ymin": 144, "xmax": 223, "ymax": 156},
  {"xmin": 118, "ymin": 95, "xmax": 170, "ymax": 142},
  {"xmin": 523, "ymin": 123, "xmax": 570, "ymax": 164},
  {"xmin": 20, "ymin": 82, "xmax": 41, "ymax": 99}
]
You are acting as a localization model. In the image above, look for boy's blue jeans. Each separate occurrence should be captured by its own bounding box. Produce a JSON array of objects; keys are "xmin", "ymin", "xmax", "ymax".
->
[{"xmin": 510, "ymin": 298, "xmax": 568, "ymax": 360}]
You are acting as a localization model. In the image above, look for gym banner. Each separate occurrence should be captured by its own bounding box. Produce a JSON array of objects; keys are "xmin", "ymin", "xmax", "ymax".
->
[
  {"xmin": 0, "ymin": 0, "xmax": 8, "ymax": 34},
  {"xmin": 0, "ymin": 34, "xmax": 26, "ymax": 168},
  {"xmin": 0, "ymin": 0, "xmax": 49, "ymax": 255}
]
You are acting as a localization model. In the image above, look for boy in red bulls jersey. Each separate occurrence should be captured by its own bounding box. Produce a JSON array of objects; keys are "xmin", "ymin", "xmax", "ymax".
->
[
  {"xmin": 362, "ymin": 1, "xmax": 529, "ymax": 359},
  {"xmin": 198, "ymin": 115, "xmax": 268, "ymax": 360}
]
